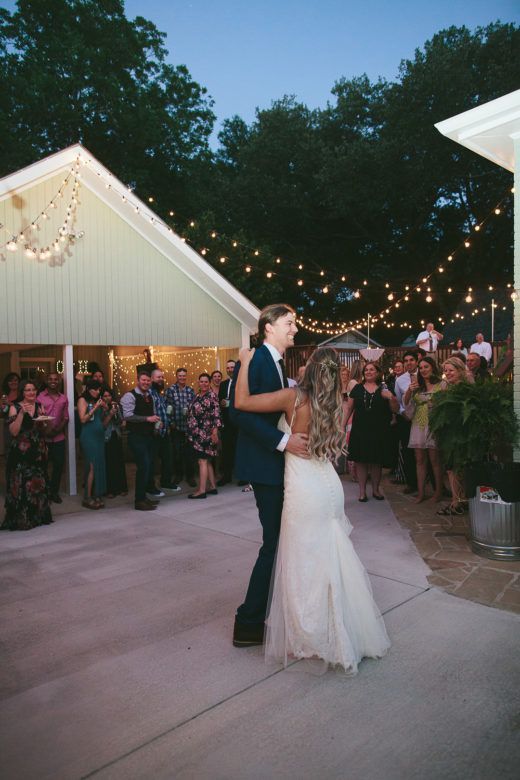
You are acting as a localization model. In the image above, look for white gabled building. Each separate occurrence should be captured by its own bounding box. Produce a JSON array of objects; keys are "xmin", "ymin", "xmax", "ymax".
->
[{"xmin": 0, "ymin": 144, "xmax": 260, "ymax": 492}]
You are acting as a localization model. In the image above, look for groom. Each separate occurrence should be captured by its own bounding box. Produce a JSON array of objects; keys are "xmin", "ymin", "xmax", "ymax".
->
[{"xmin": 230, "ymin": 303, "xmax": 309, "ymax": 647}]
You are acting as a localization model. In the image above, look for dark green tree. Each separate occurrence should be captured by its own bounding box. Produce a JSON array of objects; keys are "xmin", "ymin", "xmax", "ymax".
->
[{"xmin": 0, "ymin": 0, "xmax": 215, "ymax": 212}]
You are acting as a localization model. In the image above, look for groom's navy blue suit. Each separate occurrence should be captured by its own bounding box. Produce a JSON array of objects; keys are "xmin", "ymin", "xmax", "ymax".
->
[{"xmin": 230, "ymin": 344, "xmax": 287, "ymax": 626}]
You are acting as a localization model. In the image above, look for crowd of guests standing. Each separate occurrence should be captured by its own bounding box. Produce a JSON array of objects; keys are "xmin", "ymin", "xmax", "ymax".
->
[
  {"xmin": 0, "ymin": 331, "xmax": 496, "ymax": 530},
  {"xmin": 339, "ymin": 335, "xmax": 493, "ymax": 515},
  {"xmin": 0, "ymin": 359, "xmax": 243, "ymax": 528}
]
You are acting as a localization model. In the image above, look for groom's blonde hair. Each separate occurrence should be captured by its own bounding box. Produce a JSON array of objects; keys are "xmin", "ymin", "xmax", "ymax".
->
[{"xmin": 297, "ymin": 347, "xmax": 345, "ymax": 462}]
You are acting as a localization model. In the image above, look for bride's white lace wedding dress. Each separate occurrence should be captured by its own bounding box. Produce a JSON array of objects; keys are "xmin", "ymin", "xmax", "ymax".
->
[{"xmin": 265, "ymin": 413, "xmax": 390, "ymax": 674}]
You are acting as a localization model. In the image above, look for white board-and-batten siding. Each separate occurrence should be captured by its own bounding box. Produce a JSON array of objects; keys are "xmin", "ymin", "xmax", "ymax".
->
[{"xmin": 0, "ymin": 172, "xmax": 242, "ymax": 347}]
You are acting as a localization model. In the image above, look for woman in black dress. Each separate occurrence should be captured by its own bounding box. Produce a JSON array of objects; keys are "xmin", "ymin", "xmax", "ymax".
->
[
  {"xmin": 345, "ymin": 362, "xmax": 399, "ymax": 502},
  {"xmin": 2, "ymin": 380, "xmax": 52, "ymax": 530}
]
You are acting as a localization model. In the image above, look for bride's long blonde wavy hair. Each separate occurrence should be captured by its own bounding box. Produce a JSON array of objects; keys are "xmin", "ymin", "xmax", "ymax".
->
[{"xmin": 296, "ymin": 347, "xmax": 345, "ymax": 462}]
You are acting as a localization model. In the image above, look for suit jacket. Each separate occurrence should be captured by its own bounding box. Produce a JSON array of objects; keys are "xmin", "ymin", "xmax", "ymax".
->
[
  {"xmin": 230, "ymin": 344, "xmax": 285, "ymax": 486},
  {"xmin": 218, "ymin": 378, "xmax": 233, "ymax": 427}
]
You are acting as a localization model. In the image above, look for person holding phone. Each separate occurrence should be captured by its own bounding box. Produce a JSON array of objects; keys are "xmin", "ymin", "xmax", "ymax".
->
[
  {"xmin": 101, "ymin": 387, "xmax": 128, "ymax": 498},
  {"xmin": 77, "ymin": 379, "xmax": 107, "ymax": 509}
]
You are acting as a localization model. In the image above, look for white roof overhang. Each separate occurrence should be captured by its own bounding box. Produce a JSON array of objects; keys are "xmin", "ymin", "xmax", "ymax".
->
[{"xmin": 435, "ymin": 89, "xmax": 520, "ymax": 172}]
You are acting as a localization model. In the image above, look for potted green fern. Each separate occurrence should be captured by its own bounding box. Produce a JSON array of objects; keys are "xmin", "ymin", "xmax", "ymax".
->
[{"xmin": 429, "ymin": 379, "xmax": 520, "ymax": 561}]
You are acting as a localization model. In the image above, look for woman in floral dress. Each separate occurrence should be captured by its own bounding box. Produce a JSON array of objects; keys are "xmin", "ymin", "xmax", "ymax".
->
[
  {"xmin": 2, "ymin": 380, "xmax": 52, "ymax": 530},
  {"xmin": 186, "ymin": 373, "xmax": 222, "ymax": 499}
]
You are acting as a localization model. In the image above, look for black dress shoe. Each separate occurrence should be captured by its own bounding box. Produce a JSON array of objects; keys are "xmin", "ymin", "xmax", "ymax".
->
[
  {"xmin": 207, "ymin": 488, "xmax": 218, "ymax": 495},
  {"xmin": 373, "ymin": 494, "xmax": 385, "ymax": 501},
  {"xmin": 232, "ymin": 619, "xmax": 264, "ymax": 647},
  {"xmin": 358, "ymin": 496, "xmax": 368, "ymax": 503},
  {"xmin": 188, "ymin": 492, "xmax": 207, "ymax": 499}
]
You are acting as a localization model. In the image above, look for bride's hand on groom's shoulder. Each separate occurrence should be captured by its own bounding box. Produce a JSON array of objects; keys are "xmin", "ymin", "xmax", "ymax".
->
[
  {"xmin": 286, "ymin": 433, "xmax": 310, "ymax": 458},
  {"xmin": 238, "ymin": 347, "xmax": 255, "ymax": 363}
]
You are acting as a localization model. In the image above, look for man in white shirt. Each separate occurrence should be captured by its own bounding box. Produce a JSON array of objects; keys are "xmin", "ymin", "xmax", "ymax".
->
[
  {"xmin": 394, "ymin": 351, "xmax": 419, "ymax": 493},
  {"xmin": 416, "ymin": 323, "xmax": 443, "ymax": 355},
  {"xmin": 470, "ymin": 333, "xmax": 492, "ymax": 365}
]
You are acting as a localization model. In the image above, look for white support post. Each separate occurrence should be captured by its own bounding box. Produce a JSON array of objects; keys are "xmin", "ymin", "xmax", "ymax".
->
[
  {"xmin": 63, "ymin": 345, "xmax": 77, "ymax": 495},
  {"xmin": 241, "ymin": 324, "xmax": 251, "ymax": 348},
  {"xmin": 514, "ymin": 138, "xmax": 520, "ymax": 462}
]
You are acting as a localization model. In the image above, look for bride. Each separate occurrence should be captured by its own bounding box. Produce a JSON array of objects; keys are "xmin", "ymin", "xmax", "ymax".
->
[{"xmin": 235, "ymin": 346, "xmax": 390, "ymax": 674}]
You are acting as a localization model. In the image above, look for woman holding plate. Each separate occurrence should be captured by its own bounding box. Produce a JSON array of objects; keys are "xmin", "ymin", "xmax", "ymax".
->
[{"xmin": 1, "ymin": 380, "xmax": 52, "ymax": 530}]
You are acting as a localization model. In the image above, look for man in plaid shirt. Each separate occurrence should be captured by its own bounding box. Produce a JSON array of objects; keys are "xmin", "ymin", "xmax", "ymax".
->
[
  {"xmin": 149, "ymin": 368, "xmax": 181, "ymax": 494},
  {"xmin": 165, "ymin": 367, "xmax": 196, "ymax": 487}
]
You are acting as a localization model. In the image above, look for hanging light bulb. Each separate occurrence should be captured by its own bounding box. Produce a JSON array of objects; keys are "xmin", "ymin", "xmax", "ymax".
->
[
  {"xmin": 219, "ymin": 257, "xmax": 226, "ymax": 264},
  {"xmin": 266, "ymin": 272, "xmax": 273, "ymax": 279},
  {"xmin": 474, "ymin": 225, "xmax": 480, "ymax": 232},
  {"xmin": 465, "ymin": 294, "xmax": 472, "ymax": 303},
  {"xmin": 494, "ymin": 208, "xmax": 501, "ymax": 215},
  {"xmin": 387, "ymin": 293, "xmax": 394, "ymax": 300},
  {"xmin": 426, "ymin": 295, "xmax": 432, "ymax": 303},
  {"xmin": 297, "ymin": 279, "xmax": 303, "ymax": 286},
  {"xmin": 211, "ymin": 232, "xmax": 217, "ymax": 239},
  {"xmin": 6, "ymin": 239, "xmax": 17, "ymax": 252},
  {"xmin": 464, "ymin": 240, "xmax": 470, "ymax": 248},
  {"xmin": 354, "ymin": 290, "xmax": 360, "ymax": 298},
  {"xmin": 276, "ymin": 258, "xmax": 281, "ymax": 264},
  {"xmin": 322, "ymin": 286, "xmax": 329, "ymax": 294},
  {"xmin": 24, "ymin": 246, "xmax": 36, "ymax": 259},
  {"xmin": 148, "ymin": 196, "xmax": 154, "ymax": 202},
  {"xmin": 245, "ymin": 265, "xmax": 252, "ymax": 273},
  {"xmin": 447, "ymin": 255, "xmax": 453, "ymax": 261}
]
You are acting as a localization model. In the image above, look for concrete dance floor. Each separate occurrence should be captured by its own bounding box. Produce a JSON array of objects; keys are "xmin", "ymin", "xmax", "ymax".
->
[{"xmin": 0, "ymin": 479, "xmax": 519, "ymax": 779}]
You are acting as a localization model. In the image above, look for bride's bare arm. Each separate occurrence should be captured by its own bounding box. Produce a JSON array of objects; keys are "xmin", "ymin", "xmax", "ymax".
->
[{"xmin": 235, "ymin": 348, "xmax": 295, "ymax": 414}]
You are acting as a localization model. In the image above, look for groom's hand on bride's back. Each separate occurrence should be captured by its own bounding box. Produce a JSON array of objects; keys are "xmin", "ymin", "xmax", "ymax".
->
[{"xmin": 285, "ymin": 433, "xmax": 310, "ymax": 458}]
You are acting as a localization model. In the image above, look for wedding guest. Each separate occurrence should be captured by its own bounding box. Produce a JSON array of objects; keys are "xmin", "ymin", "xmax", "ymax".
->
[
  {"xmin": 217, "ymin": 359, "xmax": 237, "ymax": 486},
  {"xmin": 340, "ymin": 364, "xmax": 351, "ymax": 396},
  {"xmin": 77, "ymin": 380, "xmax": 107, "ymax": 510},
  {"xmin": 121, "ymin": 370, "xmax": 160, "ymax": 511},
  {"xmin": 37, "ymin": 372, "xmax": 69, "ymax": 503},
  {"xmin": 394, "ymin": 351, "xmax": 420, "ymax": 494},
  {"xmin": 451, "ymin": 338, "xmax": 468, "ymax": 358},
  {"xmin": 470, "ymin": 333, "xmax": 492, "ymax": 365},
  {"xmin": 1, "ymin": 371, "xmax": 22, "ymax": 455},
  {"xmin": 466, "ymin": 351, "xmax": 491, "ymax": 381},
  {"xmin": 386, "ymin": 359, "xmax": 405, "ymax": 481},
  {"xmin": 210, "ymin": 370, "xmax": 223, "ymax": 395},
  {"xmin": 166, "ymin": 368, "xmax": 196, "ymax": 487},
  {"xmin": 149, "ymin": 368, "xmax": 180, "ymax": 494},
  {"xmin": 345, "ymin": 362, "xmax": 399, "ymax": 501},
  {"xmin": 1, "ymin": 380, "xmax": 52, "ymax": 530},
  {"xmin": 416, "ymin": 322, "xmax": 443, "ymax": 356},
  {"xmin": 1, "ymin": 372, "xmax": 21, "ymax": 413},
  {"xmin": 386, "ymin": 359, "xmax": 404, "ymax": 394},
  {"xmin": 345, "ymin": 359, "xmax": 363, "ymax": 480},
  {"xmin": 91, "ymin": 369, "xmax": 105, "ymax": 384},
  {"xmin": 403, "ymin": 356, "xmax": 445, "ymax": 504},
  {"xmin": 436, "ymin": 357, "xmax": 473, "ymax": 516},
  {"xmin": 101, "ymin": 387, "xmax": 128, "ymax": 498},
  {"xmin": 186, "ymin": 373, "xmax": 222, "ymax": 498}
]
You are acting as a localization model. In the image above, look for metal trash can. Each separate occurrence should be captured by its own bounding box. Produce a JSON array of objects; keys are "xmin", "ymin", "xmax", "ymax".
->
[{"xmin": 469, "ymin": 488, "xmax": 520, "ymax": 561}]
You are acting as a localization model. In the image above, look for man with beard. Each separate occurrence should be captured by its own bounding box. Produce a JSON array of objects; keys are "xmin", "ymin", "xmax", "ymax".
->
[{"xmin": 149, "ymin": 368, "xmax": 181, "ymax": 495}]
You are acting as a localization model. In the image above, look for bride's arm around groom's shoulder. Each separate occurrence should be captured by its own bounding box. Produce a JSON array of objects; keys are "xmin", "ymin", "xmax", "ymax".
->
[{"xmin": 235, "ymin": 348, "xmax": 295, "ymax": 415}]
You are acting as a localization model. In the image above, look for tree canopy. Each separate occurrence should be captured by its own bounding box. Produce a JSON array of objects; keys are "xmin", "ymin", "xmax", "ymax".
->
[{"xmin": 0, "ymin": 4, "xmax": 517, "ymax": 343}]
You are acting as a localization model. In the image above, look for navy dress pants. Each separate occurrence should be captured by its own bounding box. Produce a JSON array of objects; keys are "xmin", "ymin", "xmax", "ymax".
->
[{"xmin": 236, "ymin": 482, "xmax": 284, "ymax": 626}]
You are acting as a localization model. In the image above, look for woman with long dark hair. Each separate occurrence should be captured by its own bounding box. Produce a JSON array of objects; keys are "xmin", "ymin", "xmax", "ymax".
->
[
  {"xmin": 235, "ymin": 346, "xmax": 390, "ymax": 675},
  {"xmin": 2, "ymin": 380, "xmax": 52, "ymax": 530},
  {"xmin": 77, "ymin": 379, "xmax": 107, "ymax": 509},
  {"xmin": 403, "ymin": 356, "xmax": 445, "ymax": 504}
]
